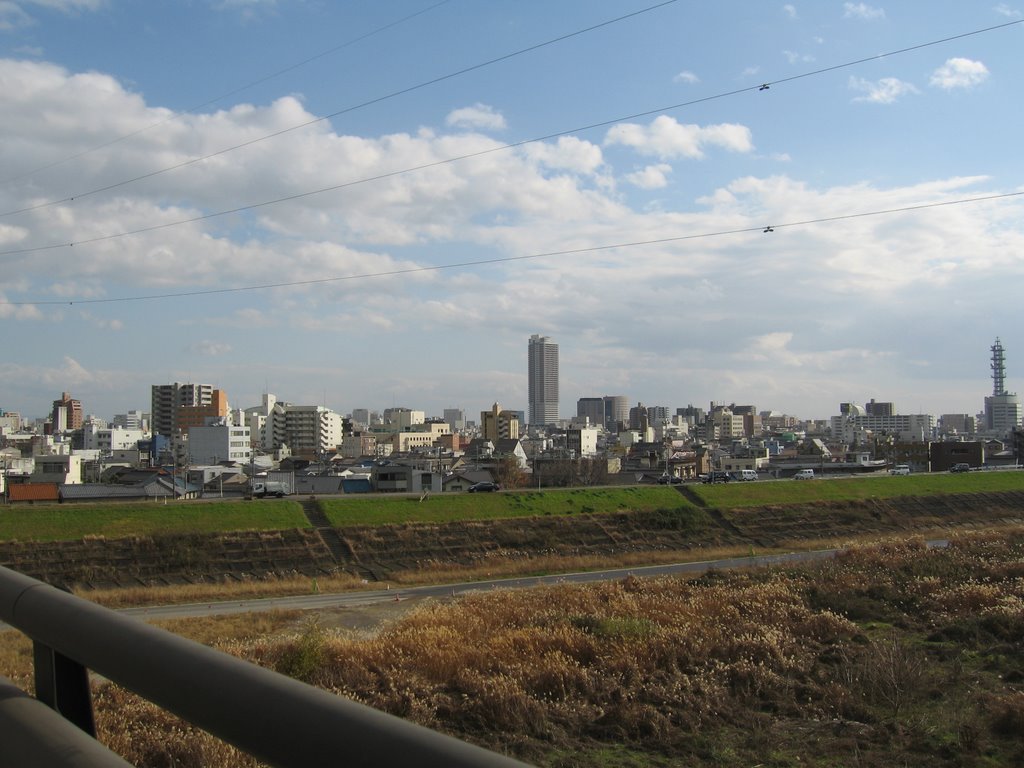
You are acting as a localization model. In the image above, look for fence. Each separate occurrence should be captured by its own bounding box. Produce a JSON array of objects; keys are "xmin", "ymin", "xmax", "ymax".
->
[{"xmin": 0, "ymin": 564, "xmax": 530, "ymax": 767}]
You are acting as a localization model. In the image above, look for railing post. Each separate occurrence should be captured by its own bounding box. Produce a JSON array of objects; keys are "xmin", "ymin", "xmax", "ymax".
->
[{"xmin": 33, "ymin": 641, "xmax": 96, "ymax": 737}]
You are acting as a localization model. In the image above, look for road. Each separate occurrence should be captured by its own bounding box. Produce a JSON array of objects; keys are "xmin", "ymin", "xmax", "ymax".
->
[
  {"xmin": 116, "ymin": 548, "xmax": 841, "ymax": 623},
  {"xmin": 2, "ymin": 542, "xmax": 951, "ymax": 630}
]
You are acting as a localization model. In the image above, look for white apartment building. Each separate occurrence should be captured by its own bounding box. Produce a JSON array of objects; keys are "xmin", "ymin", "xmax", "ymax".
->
[
  {"xmin": 830, "ymin": 413, "xmax": 935, "ymax": 443},
  {"xmin": 268, "ymin": 403, "xmax": 344, "ymax": 458},
  {"xmin": 383, "ymin": 408, "xmax": 425, "ymax": 429},
  {"xmin": 30, "ymin": 454, "xmax": 83, "ymax": 484},
  {"xmin": 567, "ymin": 426, "xmax": 600, "ymax": 457},
  {"xmin": 391, "ymin": 422, "xmax": 451, "ymax": 453},
  {"xmin": 188, "ymin": 423, "xmax": 252, "ymax": 465},
  {"xmin": 112, "ymin": 410, "xmax": 148, "ymax": 431},
  {"xmin": 711, "ymin": 409, "xmax": 746, "ymax": 440},
  {"xmin": 0, "ymin": 411, "xmax": 23, "ymax": 432},
  {"xmin": 82, "ymin": 423, "xmax": 145, "ymax": 453}
]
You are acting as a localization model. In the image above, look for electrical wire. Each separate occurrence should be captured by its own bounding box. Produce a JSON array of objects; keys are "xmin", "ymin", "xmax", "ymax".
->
[
  {"xmin": 0, "ymin": 0, "xmax": 681, "ymax": 218},
  {"xmin": 4, "ymin": 189, "xmax": 1020, "ymax": 306},
  {"xmin": 0, "ymin": 0, "xmax": 454, "ymax": 187},
  {"xmin": 2, "ymin": 17, "xmax": 1020, "ymax": 259}
]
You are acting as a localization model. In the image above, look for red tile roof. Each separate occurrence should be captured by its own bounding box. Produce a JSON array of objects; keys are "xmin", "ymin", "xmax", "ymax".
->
[{"xmin": 8, "ymin": 483, "xmax": 60, "ymax": 502}]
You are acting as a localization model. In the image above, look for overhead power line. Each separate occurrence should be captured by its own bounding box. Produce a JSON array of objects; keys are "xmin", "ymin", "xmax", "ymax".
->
[
  {"xmin": 4, "ymin": 189, "xmax": 1020, "ymax": 306},
  {"xmin": 2, "ymin": 17, "xmax": 1020, "ymax": 259},
  {"xmin": 0, "ymin": 0, "xmax": 681, "ymax": 218},
  {"xmin": 0, "ymin": 0, "xmax": 454, "ymax": 187}
]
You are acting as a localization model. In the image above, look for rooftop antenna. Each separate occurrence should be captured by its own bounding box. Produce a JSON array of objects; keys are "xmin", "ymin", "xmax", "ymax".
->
[{"xmin": 991, "ymin": 338, "xmax": 1007, "ymax": 396}]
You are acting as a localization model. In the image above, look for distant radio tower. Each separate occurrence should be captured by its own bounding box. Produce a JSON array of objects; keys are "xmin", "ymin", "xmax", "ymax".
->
[{"xmin": 991, "ymin": 338, "xmax": 1007, "ymax": 396}]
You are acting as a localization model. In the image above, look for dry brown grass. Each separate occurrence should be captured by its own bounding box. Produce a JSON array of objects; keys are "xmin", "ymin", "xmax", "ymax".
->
[
  {"xmin": 78, "ymin": 571, "xmax": 366, "ymax": 609},
  {"xmin": 385, "ymin": 544, "xmax": 778, "ymax": 585},
  {"xmin": 4, "ymin": 527, "xmax": 1023, "ymax": 767}
]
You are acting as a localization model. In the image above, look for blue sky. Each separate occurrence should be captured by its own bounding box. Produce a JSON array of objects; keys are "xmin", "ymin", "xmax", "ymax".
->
[{"xmin": 1, "ymin": 1, "xmax": 1022, "ymax": 424}]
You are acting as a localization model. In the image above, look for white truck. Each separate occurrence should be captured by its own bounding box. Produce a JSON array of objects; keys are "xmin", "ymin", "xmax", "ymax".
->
[{"xmin": 252, "ymin": 480, "xmax": 290, "ymax": 498}]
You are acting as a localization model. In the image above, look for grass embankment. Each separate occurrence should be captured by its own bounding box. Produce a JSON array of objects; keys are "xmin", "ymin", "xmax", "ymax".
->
[
  {"xmin": 0, "ymin": 501, "xmax": 309, "ymax": 542},
  {"xmin": 318, "ymin": 486, "xmax": 690, "ymax": 526},
  {"xmin": 4, "ymin": 473, "xmax": 1022, "ymax": 542},
  {"xmin": 691, "ymin": 469, "xmax": 1024, "ymax": 509}
]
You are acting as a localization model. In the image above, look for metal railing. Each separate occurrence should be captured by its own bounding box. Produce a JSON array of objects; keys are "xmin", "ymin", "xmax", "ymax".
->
[{"xmin": 0, "ymin": 565, "xmax": 531, "ymax": 767}]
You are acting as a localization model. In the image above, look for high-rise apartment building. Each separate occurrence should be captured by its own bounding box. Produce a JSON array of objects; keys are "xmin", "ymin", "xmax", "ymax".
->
[
  {"xmin": 267, "ymin": 403, "xmax": 344, "ymax": 458},
  {"xmin": 51, "ymin": 392, "xmax": 83, "ymax": 433},
  {"xmin": 177, "ymin": 389, "xmax": 229, "ymax": 435},
  {"xmin": 528, "ymin": 334, "xmax": 559, "ymax": 426},
  {"xmin": 151, "ymin": 383, "xmax": 214, "ymax": 438}
]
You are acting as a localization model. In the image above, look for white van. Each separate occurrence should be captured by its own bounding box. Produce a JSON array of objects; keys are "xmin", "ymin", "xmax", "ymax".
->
[
  {"xmin": 738, "ymin": 470, "xmax": 758, "ymax": 481},
  {"xmin": 890, "ymin": 465, "xmax": 910, "ymax": 476},
  {"xmin": 794, "ymin": 469, "xmax": 815, "ymax": 480}
]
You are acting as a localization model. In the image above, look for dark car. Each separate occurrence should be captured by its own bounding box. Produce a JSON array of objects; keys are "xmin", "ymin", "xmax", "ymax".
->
[
  {"xmin": 702, "ymin": 471, "xmax": 732, "ymax": 484},
  {"xmin": 950, "ymin": 463, "xmax": 971, "ymax": 473},
  {"xmin": 467, "ymin": 482, "xmax": 500, "ymax": 492}
]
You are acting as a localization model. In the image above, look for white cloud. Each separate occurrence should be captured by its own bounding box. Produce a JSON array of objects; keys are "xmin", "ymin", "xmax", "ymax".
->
[
  {"xmin": 843, "ymin": 2, "xmax": 885, "ymax": 20},
  {"xmin": 930, "ymin": 58, "xmax": 990, "ymax": 90},
  {"xmin": 993, "ymin": 4, "xmax": 1021, "ymax": 18},
  {"xmin": 523, "ymin": 136, "xmax": 603, "ymax": 175},
  {"xmin": 192, "ymin": 340, "xmax": 232, "ymax": 356},
  {"xmin": 77, "ymin": 310, "xmax": 123, "ymax": 330},
  {"xmin": 783, "ymin": 50, "xmax": 815, "ymax": 64},
  {"xmin": 848, "ymin": 76, "xmax": 919, "ymax": 103},
  {"xmin": 604, "ymin": 115, "xmax": 754, "ymax": 160},
  {"xmin": 1, "ymin": 0, "xmax": 103, "ymax": 28},
  {"xmin": 0, "ymin": 291, "xmax": 41, "ymax": 320},
  {"xmin": 625, "ymin": 164, "xmax": 673, "ymax": 189},
  {"xmin": 445, "ymin": 103, "xmax": 507, "ymax": 131},
  {"xmin": 23, "ymin": 0, "xmax": 104, "ymax": 9},
  {"xmin": 783, "ymin": 4, "xmax": 798, "ymax": 19},
  {"xmin": 673, "ymin": 70, "xmax": 699, "ymax": 84}
]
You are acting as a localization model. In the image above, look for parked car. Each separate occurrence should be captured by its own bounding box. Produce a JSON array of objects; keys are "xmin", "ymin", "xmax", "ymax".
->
[
  {"xmin": 950, "ymin": 463, "xmax": 971, "ymax": 473},
  {"xmin": 736, "ymin": 469, "xmax": 758, "ymax": 481},
  {"xmin": 703, "ymin": 471, "xmax": 732, "ymax": 484},
  {"xmin": 793, "ymin": 469, "xmax": 815, "ymax": 480},
  {"xmin": 889, "ymin": 465, "xmax": 911, "ymax": 476},
  {"xmin": 467, "ymin": 482, "xmax": 500, "ymax": 493}
]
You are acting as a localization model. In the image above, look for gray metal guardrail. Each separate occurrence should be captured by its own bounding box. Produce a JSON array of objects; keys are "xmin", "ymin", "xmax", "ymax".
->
[
  {"xmin": 0, "ymin": 675, "xmax": 134, "ymax": 768},
  {"xmin": 0, "ymin": 565, "xmax": 531, "ymax": 768}
]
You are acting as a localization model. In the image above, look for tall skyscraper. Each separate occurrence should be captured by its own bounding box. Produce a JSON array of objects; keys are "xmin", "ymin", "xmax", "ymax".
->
[
  {"xmin": 984, "ymin": 337, "xmax": 1022, "ymax": 436},
  {"xmin": 604, "ymin": 395, "xmax": 629, "ymax": 432},
  {"xmin": 528, "ymin": 334, "xmax": 559, "ymax": 426},
  {"xmin": 576, "ymin": 397, "xmax": 605, "ymax": 428}
]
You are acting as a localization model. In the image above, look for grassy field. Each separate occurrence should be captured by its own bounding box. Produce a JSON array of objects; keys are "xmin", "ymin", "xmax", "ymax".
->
[
  {"xmin": 691, "ymin": 468, "xmax": 1024, "ymax": 508},
  {"xmin": 0, "ymin": 500, "xmax": 310, "ymax": 542},
  {"xmin": 2, "ymin": 471, "xmax": 1023, "ymax": 542},
  {"xmin": 318, "ymin": 486, "xmax": 691, "ymax": 526}
]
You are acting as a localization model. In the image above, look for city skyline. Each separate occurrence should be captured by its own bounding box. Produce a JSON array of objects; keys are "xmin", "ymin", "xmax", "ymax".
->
[{"xmin": 2, "ymin": 3, "xmax": 1023, "ymax": 421}]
